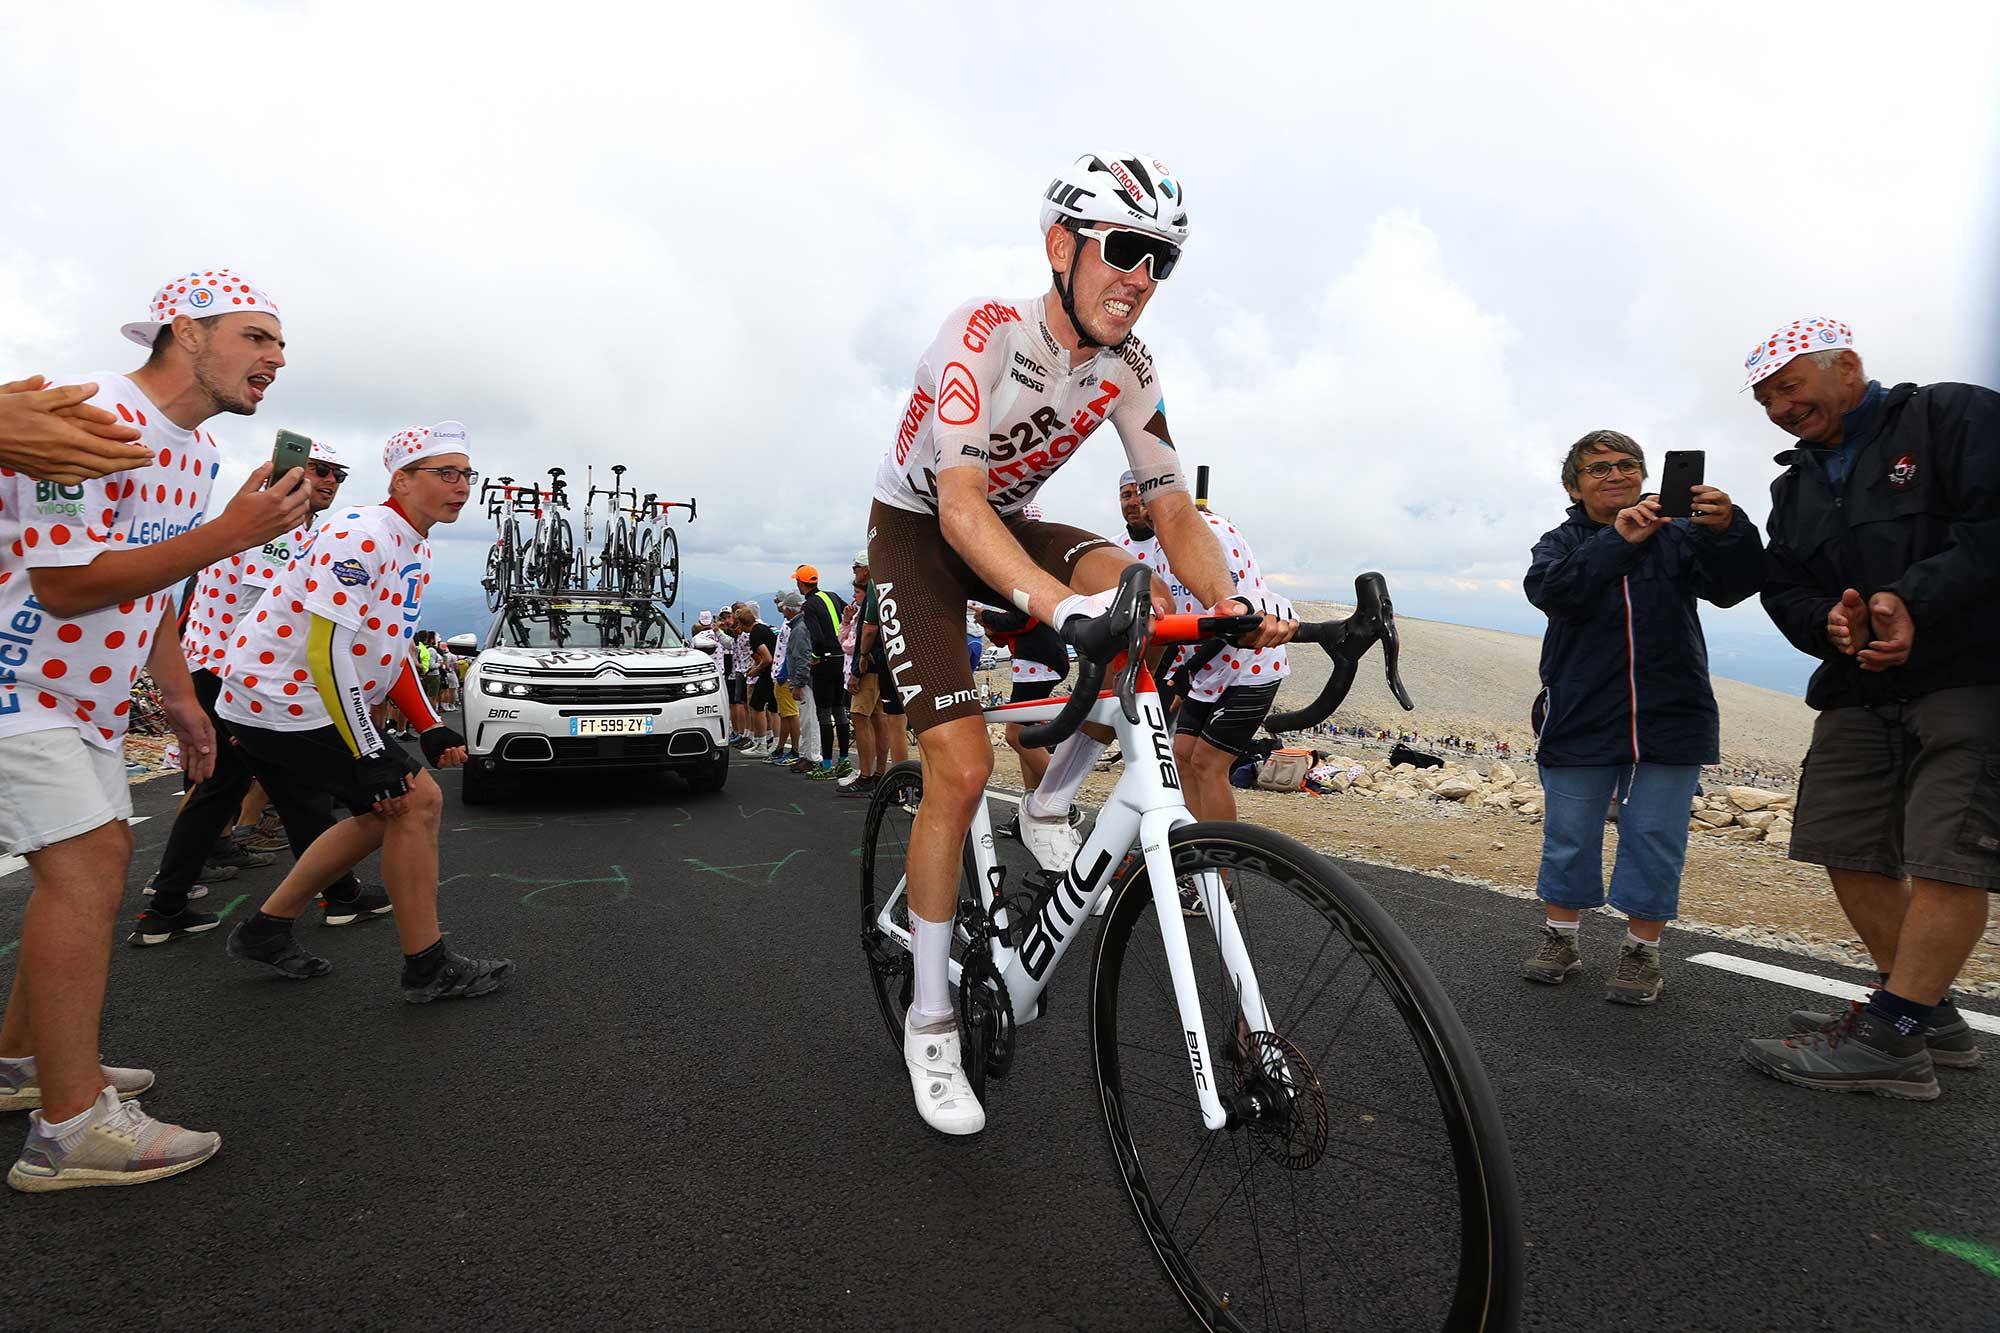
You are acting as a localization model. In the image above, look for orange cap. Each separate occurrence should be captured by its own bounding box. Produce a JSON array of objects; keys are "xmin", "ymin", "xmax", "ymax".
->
[{"xmin": 794, "ymin": 564, "xmax": 818, "ymax": 582}]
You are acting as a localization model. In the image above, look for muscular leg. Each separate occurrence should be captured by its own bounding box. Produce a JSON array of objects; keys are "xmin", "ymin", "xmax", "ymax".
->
[
  {"xmin": 252, "ymin": 775, "xmax": 445, "ymax": 955},
  {"xmin": 255, "ymin": 815, "xmax": 386, "ymax": 920},
  {"xmin": 0, "ymin": 821, "xmax": 132, "ymax": 1122},
  {"xmin": 908, "ymin": 717, "xmax": 992, "ymax": 926},
  {"xmin": 1007, "ymin": 724, "xmax": 1049, "ymax": 789},
  {"xmin": 1173, "ymin": 732, "xmax": 1236, "ymax": 823},
  {"xmin": 1884, "ymin": 877, "xmax": 1990, "ymax": 1006},
  {"xmin": 1828, "ymin": 868, "xmax": 1912, "ymax": 973}
]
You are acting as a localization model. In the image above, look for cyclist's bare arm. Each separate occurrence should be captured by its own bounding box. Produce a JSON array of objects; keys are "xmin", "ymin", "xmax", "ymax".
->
[
  {"xmin": 937, "ymin": 469, "xmax": 1077, "ymax": 625},
  {"xmin": 1150, "ymin": 490, "xmax": 1296, "ymax": 649}
]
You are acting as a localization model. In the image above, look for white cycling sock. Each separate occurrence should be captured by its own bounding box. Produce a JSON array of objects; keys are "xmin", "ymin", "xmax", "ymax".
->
[
  {"xmin": 1626, "ymin": 930, "xmax": 1658, "ymax": 949},
  {"xmin": 910, "ymin": 911, "xmax": 956, "ymax": 1024},
  {"xmin": 1545, "ymin": 917, "xmax": 1579, "ymax": 933},
  {"xmin": 1024, "ymin": 733, "xmax": 1107, "ymax": 820}
]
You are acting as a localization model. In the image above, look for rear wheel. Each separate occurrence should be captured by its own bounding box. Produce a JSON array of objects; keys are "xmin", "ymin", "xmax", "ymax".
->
[
  {"xmin": 658, "ymin": 526, "xmax": 680, "ymax": 606},
  {"xmin": 1090, "ymin": 822, "xmax": 1522, "ymax": 1332}
]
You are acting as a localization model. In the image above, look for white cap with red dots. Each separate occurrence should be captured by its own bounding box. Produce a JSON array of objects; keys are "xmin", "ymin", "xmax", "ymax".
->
[
  {"xmin": 1740, "ymin": 317, "xmax": 1854, "ymax": 392},
  {"xmin": 121, "ymin": 269, "xmax": 280, "ymax": 346},
  {"xmin": 383, "ymin": 421, "xmax": 471, "ymax": 474}
]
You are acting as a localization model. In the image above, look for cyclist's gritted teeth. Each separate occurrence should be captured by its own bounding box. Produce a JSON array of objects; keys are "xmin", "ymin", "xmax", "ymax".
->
[{"xmin": 1104, "ymin": 297, "xmax": 1134, "ymax": 322}]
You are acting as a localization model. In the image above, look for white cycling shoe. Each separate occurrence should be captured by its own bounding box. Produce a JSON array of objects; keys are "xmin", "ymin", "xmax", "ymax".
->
[
  {"xmin": 1018, "ymin": 806, "xmax": 1082, "ymax": 876},
  {"xmin": 904, "ymin": 1014, "xmax": 985, "ymax": 1136}
]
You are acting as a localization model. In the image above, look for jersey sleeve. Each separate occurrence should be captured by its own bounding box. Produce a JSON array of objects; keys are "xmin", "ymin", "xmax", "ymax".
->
[
  {"xmin": 920, "ymin": 301, "xmax": 1013, "ymax": 483},
  {"xmin": 307, "ymin": 613, "xmax": 386, "ymax": 758},
  {"xmin": 297, "ymin": 522, "xmax": 383, "ymax": 631},
  {"xmin": 1107, "ymin": 339, "xmax": 1186, "ymax": 502}
]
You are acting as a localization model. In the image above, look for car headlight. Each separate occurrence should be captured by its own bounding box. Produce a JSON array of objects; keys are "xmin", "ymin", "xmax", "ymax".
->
[{"xmin": 506, "ymin": 682, "xmax": 532, "ymax": 697}]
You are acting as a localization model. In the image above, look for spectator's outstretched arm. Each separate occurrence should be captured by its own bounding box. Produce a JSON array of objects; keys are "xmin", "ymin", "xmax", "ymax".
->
[
  {"xmin": 1524, "ymin": 523, "xmax": 1643, "ymax": 618},
  {"xmin": 0, "ymin": 376, "xmax": 152, "ymax": 483},
  {"xmin": 1687, "ymin": 508, "xmax": 1766, "ymax": 608}
]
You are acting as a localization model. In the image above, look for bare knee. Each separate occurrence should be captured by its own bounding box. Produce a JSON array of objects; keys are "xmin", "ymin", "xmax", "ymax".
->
[{"xmin": 399, "ymin": 772, "xmax": 445, "ymax": 828}]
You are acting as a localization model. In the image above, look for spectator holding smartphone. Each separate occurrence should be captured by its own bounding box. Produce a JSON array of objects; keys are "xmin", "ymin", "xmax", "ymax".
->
[
  {"xmin": 1523, "ymin": 429, "xmax": 1762, "ymax": 1004},
  {"xmin": 1738, "ymin": 319, "xmax": 1999, "ymax": 1099}
]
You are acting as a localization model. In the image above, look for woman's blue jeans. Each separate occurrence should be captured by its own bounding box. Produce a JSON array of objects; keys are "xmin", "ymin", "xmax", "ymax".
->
[{"xmin": 1535, "ymin": 762, "xmax": 1700, "ymax": 922}]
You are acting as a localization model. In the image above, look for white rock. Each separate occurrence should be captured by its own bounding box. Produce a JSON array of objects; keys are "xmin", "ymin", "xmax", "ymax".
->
[
  {"xmin": 1737, "ymin": 810, "xmax": 1781, "ymax": 831},
  {"xmin": 1727, "ymin": 786, "xmax": 1786, "ymax": 812},
  {"xmin": 1480, "ymin": 791, "xmax": 1514, "ymax": 810},
  {"xmin": 1488, "ymin": 761, "xmax": 1518, "ymax": 789},
  {"xmin": 1691, "ymin": 810, "xmax": 1735, "ymax": 829},
  {"xmin": 1434, "ymin": 777, "xmax": 1481, "ymax": 801}
]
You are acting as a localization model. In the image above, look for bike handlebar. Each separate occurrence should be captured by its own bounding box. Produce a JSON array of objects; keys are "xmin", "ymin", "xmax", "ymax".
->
[{"xmin": 1012, "ymin": 567, "xmax": 1414, "ymax": 752}]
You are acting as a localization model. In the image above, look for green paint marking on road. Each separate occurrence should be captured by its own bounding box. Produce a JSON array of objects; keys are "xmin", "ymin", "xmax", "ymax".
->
[
  {"xmin": 452, "ymin": 817, "xmax": 546, "ymax": 832},
  {"xmin": 0, "ymin": 940, "xmax": 16, "ymax": 958},
  {"xmin": 496, "ymin": 865, "xmax": 632, "ymax": 906},
  {"xmin": 213, "ymin": 893, "xmax": 249, "ymax": 921},
  {"xmin": 1913, "ymin": 1232, "xmax": 2000, "ymax": 1281},
  {"xmin": 735, "ymin": 802, "xmax": 805, "ymax": 820},
  {"xmin": 684, "ymin": 848, "xmax": 807, "ymax": 885},
  {"xmin": 437, "ymin": 873, "xmax": 474, "ymax": 888}
]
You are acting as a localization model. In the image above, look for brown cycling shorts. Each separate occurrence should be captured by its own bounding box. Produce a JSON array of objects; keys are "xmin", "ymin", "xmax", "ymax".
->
[{"xmin": 867, "ymin": 499, "xmax": 1115, "ymax": 735}]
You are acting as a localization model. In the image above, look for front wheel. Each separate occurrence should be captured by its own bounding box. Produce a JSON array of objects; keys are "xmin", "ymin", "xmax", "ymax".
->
[
  {"xmin": 1090, "ymin": 822, "xmax": 1523, "ymax": 1332},
  {"xmin": 657, "ymin": 525, "xmax": 680, "ymax": 606}
]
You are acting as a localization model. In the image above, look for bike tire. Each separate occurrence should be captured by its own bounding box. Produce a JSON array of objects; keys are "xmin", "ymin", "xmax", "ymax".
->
[
  {"xmin": 1089, "ymin": 822, "xmax": 1523, "ymax": 1332},
  {"xmin": 658, "ymin": 525, "xmax": 680, "ymax": 606},
  {"xmin": 858, "ymin": 760, "xmax": 980, "ymax": 1053},
  {"xmin": 483, "ymin": 546, "xmax": 506, "ymax": 611}
]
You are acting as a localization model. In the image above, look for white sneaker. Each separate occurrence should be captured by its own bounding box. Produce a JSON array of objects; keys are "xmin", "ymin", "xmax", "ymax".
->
[
  {"xmin": 903, "ymin": 1015, "xmax": 985, "ymax": 1136},
  {"xmin": 1019, "ymin": 807, "xmax": 1083, "ymax": 875}
]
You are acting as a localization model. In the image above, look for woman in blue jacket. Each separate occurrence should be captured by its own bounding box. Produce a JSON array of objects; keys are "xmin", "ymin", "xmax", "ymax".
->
[{"xmin": 1523, "ymin": 430, "xmax": 1764, "ymax": 1004}]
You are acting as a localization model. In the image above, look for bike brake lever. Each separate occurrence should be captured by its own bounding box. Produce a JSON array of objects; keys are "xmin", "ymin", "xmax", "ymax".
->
[
  {"xmin": 1359, "ymin": 573, "xmax": 1415, "ymax": 711},
  {"xmin": 1114, "ymin": 575, "xmax": 1150, "ymax": 726}
]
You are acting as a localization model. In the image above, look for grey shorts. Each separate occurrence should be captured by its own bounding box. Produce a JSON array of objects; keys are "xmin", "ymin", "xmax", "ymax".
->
[
  {"xmin": 0, "ymin": 726, "xmax": 133, "ymax": 857},
  {"xmin": 1789, "ymin": 685, "xmax": 1999, "ymax": 891}
]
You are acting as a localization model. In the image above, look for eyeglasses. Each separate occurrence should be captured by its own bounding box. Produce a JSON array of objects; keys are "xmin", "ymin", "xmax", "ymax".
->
[
  {"xmin": 1072, "ymin": 224, "xmax": 1181, "ymax": 281},
  {"xmin": 308, "ymin": 462, "xmax": 349, "ymax": 483},
  {"xmin": 411, "ymin": 466, "xmax": 479, "ymax": 485},
  {"xmin": 1578, "ymin": 459, "xmax": 1644, "ymax": 479}
]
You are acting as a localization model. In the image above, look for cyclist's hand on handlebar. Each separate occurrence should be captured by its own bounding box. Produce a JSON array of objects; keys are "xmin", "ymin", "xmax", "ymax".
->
[{"xmin": 1216, "ymin": 593, "xmax": 1298, "ymax": 649}]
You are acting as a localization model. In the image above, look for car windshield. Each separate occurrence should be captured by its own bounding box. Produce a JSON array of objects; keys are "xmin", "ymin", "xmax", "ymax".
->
[{"xmin": 492, "ymin": 599, "xmax": 686, "ymax": 651}]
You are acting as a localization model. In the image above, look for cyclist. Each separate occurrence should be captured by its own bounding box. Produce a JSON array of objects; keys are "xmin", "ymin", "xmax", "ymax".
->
[
  {"xmin": 133, "ymin": 438, "xmax": 390, "ymax": 946},
  {"xmin": 1116, "ymin": 472, "xmax": 1292, "ymax": 912},
  {"xmin": 867, "ymin": 152, "xmax": 1294, "ymax": 1134},
  {"xmin": 216, "ymin": 422, "xmax": 513, "ymax": 1001}
]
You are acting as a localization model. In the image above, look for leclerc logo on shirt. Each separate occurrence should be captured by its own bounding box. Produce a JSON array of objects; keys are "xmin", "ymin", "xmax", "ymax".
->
[{"xmin": 399, "ymin": 561, "xmax": 424, "ymax": 622}]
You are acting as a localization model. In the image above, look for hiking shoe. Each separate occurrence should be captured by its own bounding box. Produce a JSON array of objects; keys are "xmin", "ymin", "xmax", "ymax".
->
[
  {"xmin": 1019, "ymin": 807, "xmax": 1082, "ymax": 875},
  {"xmin": 1789, "ymin": 998, "xmax": 1981, "ymax": 1069},
  {"xmin": 1606, "ymin": 939, "xmax": 1664, "ymax": 1006},
  {"xmin": 904, "ymin": 1013, "xmax": 984, "ymax": 1136},
  {"xmin": 1741, "ymin": 1007, "xmax": 1939, "ymax": 1100},
  {"xmin": 401, "ymin": 949, "xmax": 514, "ymax": 1003},
  {"xmin": 224, "ymin": 922, "xmax": 332, "ymax": 979},
  {"xmin": 7, "ymin": 1086, "xmax": 219, "ymax": 1193},
  {"xmin": 141, "ymin": 876, "xmax": 209, "ymax": 901},
  {"xmin": 203, "ymin": 841, "xmax": 273, "ymax": 874},
  {"xmin": 127, "ymin": 908, "xmax": 221, "ymax": 948},
  {"xmin": 0, "ymin": 1057, "xmax": 154, "ymax": 1113},
  {"xmin": 1522, "ymin": 925, "xmax": 1582, "ymax": 985},
  {"xmin": 321, "ymin": 885, "xmax": 394, "ymax": 927},
  {"xmin": 836, "ymin": 774, "xmax": 878, "ymax": 799},
  {"xmin": 232, "ymin": 826, "xmax": 291, "ymax": 853}
]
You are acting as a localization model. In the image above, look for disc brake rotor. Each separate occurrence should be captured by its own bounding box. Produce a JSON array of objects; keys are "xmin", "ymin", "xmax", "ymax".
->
[{"xmin": 1234, "ymin": 1031, "xmax": 1329, "ymax": 1170}]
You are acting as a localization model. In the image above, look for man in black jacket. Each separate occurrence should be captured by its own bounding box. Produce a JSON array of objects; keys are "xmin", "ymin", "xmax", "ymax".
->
[
  {"xmin": 793, "ymin": 565, "xmax": 850, "ymax": 777},
  {"xmin": 1737, "ymin": 318, "xmax": 1998, "ymax": 1101}
]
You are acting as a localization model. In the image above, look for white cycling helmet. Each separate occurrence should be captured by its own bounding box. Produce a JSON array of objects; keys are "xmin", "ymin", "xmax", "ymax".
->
[{"xmin": 1039, "ymin": 152, "xmax": 1188, "ymax": 245}]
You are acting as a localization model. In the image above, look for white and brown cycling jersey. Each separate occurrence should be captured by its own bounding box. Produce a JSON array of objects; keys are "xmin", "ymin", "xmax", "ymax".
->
[{"xmin": 871, "ymin": 295, "xmax": 1186, "ymax": 517}]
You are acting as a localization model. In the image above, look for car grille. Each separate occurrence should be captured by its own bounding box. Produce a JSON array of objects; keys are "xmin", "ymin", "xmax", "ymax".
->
[
  {"xmin": 529, "ymin": 681, "xmax": 701, "ymax": 705},
  {"xmin": 547, "ymin": 732, "xmax": 712, "ymax": 765}
]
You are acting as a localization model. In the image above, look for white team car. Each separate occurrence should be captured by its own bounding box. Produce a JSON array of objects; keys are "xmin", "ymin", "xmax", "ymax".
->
[{"xmin": 459, "ymin": 592, "xmax": 727, "ymax": 804}]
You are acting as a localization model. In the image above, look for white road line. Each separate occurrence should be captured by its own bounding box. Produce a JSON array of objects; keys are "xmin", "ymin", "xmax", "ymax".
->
[
  {"xmin": 0, "ymin": 815, "xmax": 152, "ymax": 883},
  {"xmin": 985, "ymin": 789, "xmax": 1022, "ymax": 806},
  {"xmin": 1689, "ymin": 951, "xmax": 2000, "ymax": 1035}
]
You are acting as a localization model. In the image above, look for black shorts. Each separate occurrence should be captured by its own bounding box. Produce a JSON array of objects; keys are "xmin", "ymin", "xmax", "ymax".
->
[
  {"xmin": 223, "ymin": 721, "xmax": 422, "ymax": 817},
  {"xmin": 1173, "ymin": 682, "xmax": 1283, "ymax": 759},
  {"xmin": 1790, "ymin": 685, "xmax": 1999, "ymax": 891},
  {"xmin": 725, "ymin": 675, "xmax": 745, "ymax": 705},
  {"xmin": 1009, "ymin": 677, "xmax": 1059, "ymax": 705},
  {"xmin": 749, "ymin": 675, "xmax": 776, "ymax": 713},
  {"xmin": 867, "ymin": 498, "xmax": 1115, "ymax": 735}
]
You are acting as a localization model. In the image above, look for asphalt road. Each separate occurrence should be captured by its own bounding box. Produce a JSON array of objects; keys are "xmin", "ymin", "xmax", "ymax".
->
[{"xmin": 3, "ymin": 749, "xmax": 1997, "ymax": 1331}]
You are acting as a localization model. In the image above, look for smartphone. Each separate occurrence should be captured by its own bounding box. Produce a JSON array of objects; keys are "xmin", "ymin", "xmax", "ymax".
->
[
  {"xmin": 1656, "ymin": 450, "xmax": 1705, "ymax": 519},
  {"xmin": 272, "ymin": 429, "xmax": 313, "ymax": 482}
]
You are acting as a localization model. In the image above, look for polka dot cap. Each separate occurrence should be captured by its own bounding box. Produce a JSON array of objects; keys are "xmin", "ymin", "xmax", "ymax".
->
[
  {"xmin": 309, "ymin": 438, "xmax": 342, "ymax": 465},
  {"xmin": 1740, "ymin": 317, "xmax": 1853, "ymax": 391},
  {"xmin": 120, "ymin": 269, "xmax": 280, "ymax": 347},
  {"xmin": 383, "ymin": 420, "xmax": 470, "ymax": 474}
]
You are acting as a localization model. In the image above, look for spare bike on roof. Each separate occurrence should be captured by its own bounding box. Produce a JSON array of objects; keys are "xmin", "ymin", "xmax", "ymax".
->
[
  {"xmin": 581, "ymin": 464, "xmax": 697, "ymax": 605},
  {"xmin": 859, "ymin": 566, "xmax": 1519, "ymax": 1333}
]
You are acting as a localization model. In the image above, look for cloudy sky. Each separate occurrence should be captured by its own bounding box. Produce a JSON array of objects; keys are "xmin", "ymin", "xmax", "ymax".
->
[{"xmin": 5, "ymin": 1, "xmax": 1996, "ymax": 691}]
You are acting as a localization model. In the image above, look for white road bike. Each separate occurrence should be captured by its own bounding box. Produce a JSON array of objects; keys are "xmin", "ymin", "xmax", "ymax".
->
[{"xmin": 860, "ymin": 566, "xmax": 1523, "ymax": 1332}]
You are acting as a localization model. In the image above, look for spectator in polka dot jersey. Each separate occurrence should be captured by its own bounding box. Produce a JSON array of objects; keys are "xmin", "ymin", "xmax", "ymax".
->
[
  {"xmin": 0, "ymin": 269, "xmax": 310, "ymax": 1193},
  {"xmin": 132, "ymin": 438, "xmax": 377, "ymax": 949},
  {"xmin": 215, "ymin": 422, "xmax": 513, "ymax": 1004}
]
